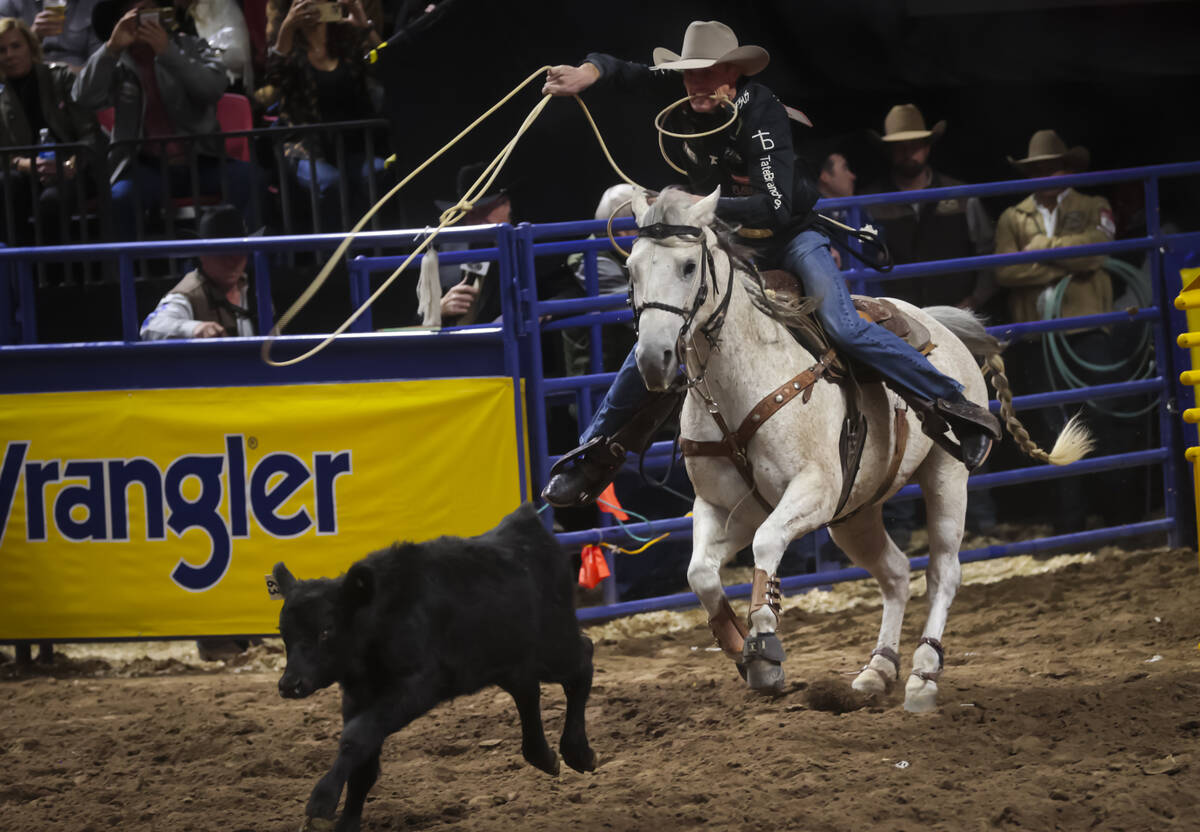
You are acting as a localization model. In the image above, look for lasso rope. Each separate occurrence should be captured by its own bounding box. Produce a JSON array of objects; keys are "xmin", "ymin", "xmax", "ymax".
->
[
  {"xmin": 261, "ymin": 66, "xmax": 651, "ymax": 367},
  {"xmin": 653, "ymin": 93, "xmax": 738, "ymax": 176}
]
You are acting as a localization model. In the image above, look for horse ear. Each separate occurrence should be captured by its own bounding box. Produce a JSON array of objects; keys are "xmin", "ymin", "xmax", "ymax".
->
[
  {"xmin": 631, "ymin": 188, "xmax": 652, "ymax": 224},
  {"xmin": 685, "ymin": 187, "xmax": 721, "ymax": 227}
]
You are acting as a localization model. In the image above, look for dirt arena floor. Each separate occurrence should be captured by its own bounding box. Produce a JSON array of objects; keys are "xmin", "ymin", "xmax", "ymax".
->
[{"xmin": 3, "ymin": 543, "xmax": 1198, "ymax": 831}]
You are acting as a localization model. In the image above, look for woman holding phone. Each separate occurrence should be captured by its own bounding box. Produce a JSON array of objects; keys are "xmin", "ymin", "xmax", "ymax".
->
[
  {"xmin": 265, "ymin": 0, "xmax": 386, "ymax": 232},
  {"xmin": 0, "ymin": 0, "xmax": 104, "ymax": 71}
]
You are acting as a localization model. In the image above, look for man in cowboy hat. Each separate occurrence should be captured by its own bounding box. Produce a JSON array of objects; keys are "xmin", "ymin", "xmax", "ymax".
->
[
  {"xmin": 994, "ymin": 129, "xmax": 1113, "ymax": 326},
  {"xmin": 140, "ymin": 204, "xmax": 259, "ymax": 339},
  {"xmin": 433, "ymin": 160, "xmax": 515, "ymax": 324},
  {"xmin": 537, "ymin": 21, "xmax": 1001, "ymax": 509},
  {"xmin": 993, "ymin": 129, "xmax": 1118, "ymax": 535},
  {"xmin": 860, "ymin": 103, "xmax": 996, "ymax": 311}
]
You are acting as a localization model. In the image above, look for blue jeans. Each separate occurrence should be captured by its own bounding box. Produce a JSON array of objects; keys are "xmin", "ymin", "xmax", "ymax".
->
[
  {"xmin": 291, "ymin": 154, "xmax": 387, "ymax": 233},
  {"xmin": 112, "ymin": 156, "xmax": 255, "ymax": 239},
  {"xmin": 582, "ymin": 229, "xmax": 963, "ymax": 442}
]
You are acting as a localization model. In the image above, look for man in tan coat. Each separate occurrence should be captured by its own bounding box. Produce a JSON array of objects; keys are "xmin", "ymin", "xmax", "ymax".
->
[
  {"xmin": 995, "ymin": 129, "xmax": 1116, "ymax": 325},
  {"xmin": 994, "ymin": 129, "xmax": 1121, "ymax": 536}
]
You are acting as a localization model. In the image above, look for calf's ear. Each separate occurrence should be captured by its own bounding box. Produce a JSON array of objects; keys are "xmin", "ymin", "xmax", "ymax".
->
[
  {"xmin": 272, "ymin": 562, "xmax": 297, "ymax": 598},
  {"xmin": 343, "ymin": 562, "xmax": 374, "ymax": 609}
]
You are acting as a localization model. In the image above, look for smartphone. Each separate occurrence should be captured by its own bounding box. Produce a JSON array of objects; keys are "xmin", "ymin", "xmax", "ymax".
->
[
  {"xmin": 137, "ymin": 7, "xmax": 176, "ymax": 27},
  {"xmin": 314, "ymin": 2, "xmax": 345, "ymax": 22}
]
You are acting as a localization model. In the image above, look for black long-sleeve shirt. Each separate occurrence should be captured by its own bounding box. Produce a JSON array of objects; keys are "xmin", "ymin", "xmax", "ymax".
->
[{"xmin": 584, "ymin": 52, "xmax": 820, "ymax": 259}]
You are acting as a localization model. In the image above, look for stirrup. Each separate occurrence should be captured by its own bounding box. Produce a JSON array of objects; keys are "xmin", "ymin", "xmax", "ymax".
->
[{"xmin": 541, "ymin": 436, "xmax": 626, "ymax": 507}]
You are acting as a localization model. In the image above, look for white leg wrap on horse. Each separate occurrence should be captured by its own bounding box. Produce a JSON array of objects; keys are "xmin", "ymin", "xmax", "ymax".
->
[
  {"xmin": 904, "ymin": 637, "xmax": 945, "ymax": 713},
  {"xmin": 708, "ymin": 597, "xmax": 749, "ymax": 661}
]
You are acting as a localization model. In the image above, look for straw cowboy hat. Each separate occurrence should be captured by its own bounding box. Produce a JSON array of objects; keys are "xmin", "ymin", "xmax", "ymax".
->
[
  {"xmin": 871, "ymin": 104, "xmax": 946, "ymax": 143},
  {"xmin": 1008, "ymin": 129, "xmax": 1090, "ymax": 172},
  {"xmin": 651, "ymin": 20, "xmax": 770, "ymax": 76}
]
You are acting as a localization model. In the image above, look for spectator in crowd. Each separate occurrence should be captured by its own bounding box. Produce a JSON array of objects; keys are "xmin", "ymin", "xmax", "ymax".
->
[
  {"xmin": 860, "ymin": 106, "xmax": 999, "ymax": 545},
  {"xmin": 571, "ymin": 182, "xmax": 636, "ymax": 296},
  {"xmin": 994, "ymin": 129, "xmax": 1122, "ymax": 534},
  {"xmin": 73, "ymin": 0, "xmax": 254, "ymax": 239},
  {"xmin": 264, "ymin": 0, "xmax": 384, "ymax": 232},
  {"xmin": 860, "ymin": 104, "xmax": 995, "ymax": 311},
  {"xmin": 560, "ymin": 182, "xmax": 638, "ymax": 375},
  {"xmin": 176, "ymin": 0, "xmax": 253, "ymax": 92},
  {"xmin": 814, "ymin": 149, "xmax": 865, "ymax": 271},
  {"xmin": 0, "ymin": 16, "xmax": 103, "ymax": 247},
  {"xmin": 995, "ymin": 130, "xmax": 1114, "ymax": 326},
  {"xmin": 140, "ymin": 203, "xmax": 257, "ymax": 339},
  {"xmin": 0, "ymin": 0, "xmax": 103, "ymax": 72},
  {"xmin": 433, "ymin": 160, "xmax": 513, "ymax": 325}
]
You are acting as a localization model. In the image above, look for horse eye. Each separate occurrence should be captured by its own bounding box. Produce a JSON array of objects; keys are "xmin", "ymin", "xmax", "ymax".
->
[{"xmin": 682, "ymin": 261, "xmax": 696, "ymax": 278}]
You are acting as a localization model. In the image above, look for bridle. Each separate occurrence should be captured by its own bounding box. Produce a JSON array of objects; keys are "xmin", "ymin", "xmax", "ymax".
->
[{"xmin": 628, "ymin": 222, "xmax": 735, "ymax": 367}]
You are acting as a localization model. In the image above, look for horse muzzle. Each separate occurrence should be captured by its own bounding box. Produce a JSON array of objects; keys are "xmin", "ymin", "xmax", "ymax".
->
[{"xmin": 635, "ymin": 338, "xmax": 678, "ymax": 391}]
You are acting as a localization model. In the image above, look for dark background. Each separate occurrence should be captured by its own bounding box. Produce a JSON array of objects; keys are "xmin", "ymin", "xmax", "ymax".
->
[{"xmin": 378, "ymin": 0, "xmax": 1200, "ymax": 228}]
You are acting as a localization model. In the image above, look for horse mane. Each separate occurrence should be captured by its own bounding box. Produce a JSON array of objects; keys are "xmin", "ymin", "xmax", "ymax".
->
[{"xmin": 645, "ymin": 188, "xmax": 819, "ymax": 326}]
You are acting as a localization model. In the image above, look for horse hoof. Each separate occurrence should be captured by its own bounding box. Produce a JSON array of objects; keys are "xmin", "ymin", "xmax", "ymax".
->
[
  {"xmin": 744, "ymin": 659, "xmax": 786, "ymax": 693},
  {"xmin": 903, "ymin": 675, "xmax": 938, "ymax": 713},
  {"xmin": 851, "ymin": 666, "xmax": 890, "ymax": 696},
  {"xmin": 301, "ymin": 817, "xmax": 336, "ymax": 832}
]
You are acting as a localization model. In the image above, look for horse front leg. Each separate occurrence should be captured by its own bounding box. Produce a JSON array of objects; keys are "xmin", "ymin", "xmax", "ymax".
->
[
  {"xmin": 744, "ymin": 476, "xmax": 833, "ymax": 693},
  {"xmin": 687, "ymin": 496, "xmax": 756, "ymax": 675}
]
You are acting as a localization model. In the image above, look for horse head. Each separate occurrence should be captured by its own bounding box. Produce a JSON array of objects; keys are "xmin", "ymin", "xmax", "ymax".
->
[{"xmin": 628, "ymin": 186, "xmax": 725, "ymax": 390}]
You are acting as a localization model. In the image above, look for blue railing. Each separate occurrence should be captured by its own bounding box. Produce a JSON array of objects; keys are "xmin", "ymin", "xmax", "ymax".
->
[{"xmin": 3, "ymin": 160, "xmax": 1199, "ymax": 626}]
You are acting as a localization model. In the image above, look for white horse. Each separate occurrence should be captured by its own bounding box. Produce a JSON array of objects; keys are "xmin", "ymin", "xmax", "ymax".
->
[{"xmin": 627, "ymin": 188, "xmax": 1092, "ymax": 712}]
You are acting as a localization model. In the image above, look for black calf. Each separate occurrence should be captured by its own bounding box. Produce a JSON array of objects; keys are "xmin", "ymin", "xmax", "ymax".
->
[{"xmin": 271, "ymin": 502, "xmax": 596, "ymax": 832}]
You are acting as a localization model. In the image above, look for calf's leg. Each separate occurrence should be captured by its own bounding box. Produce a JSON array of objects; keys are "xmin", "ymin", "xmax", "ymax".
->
[
  {"xmin": 500, "ymin": 673, "xmax": 559, "ymax": 775},
  {"xmin": 304, "ymin": 692, "xmax": 434, "ymax": 824},
  {"xmin": 334, "ymin": 747, "xmax": 380, "ymax": 832},
  {"xmin": 557, "ymin": 634, "xmax": 597, "ymax": 773}
]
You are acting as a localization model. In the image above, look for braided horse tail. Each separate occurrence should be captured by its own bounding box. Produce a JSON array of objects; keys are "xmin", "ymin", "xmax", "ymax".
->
[{"xmin": 925, "ymin": 306, "xmax": 1095, "ymax": 466}]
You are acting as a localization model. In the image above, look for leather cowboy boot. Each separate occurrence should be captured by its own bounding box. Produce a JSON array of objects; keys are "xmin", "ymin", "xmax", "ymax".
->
[
  {"xmin": 935, "ymin": 397, "xmax": 1002, "ymax": 470},
  {"xmin": 909, "ymin": 395, "xmax": 1001, "ymax": 471},
  {"xmin": 541, "ymin": 391, "xmax": 684, "ymax": 507}
]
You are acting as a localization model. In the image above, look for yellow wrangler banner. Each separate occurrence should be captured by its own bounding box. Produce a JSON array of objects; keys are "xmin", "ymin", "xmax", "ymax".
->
[{"xmin": 0, "ymin": 379, "xmax": 527, "ymax": 640}]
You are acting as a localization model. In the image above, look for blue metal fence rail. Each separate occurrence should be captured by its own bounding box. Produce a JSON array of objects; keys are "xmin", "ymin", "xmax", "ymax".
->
[{"xmin": 3, "ymin": 161, "xmax": 1199, "ymax": 628}]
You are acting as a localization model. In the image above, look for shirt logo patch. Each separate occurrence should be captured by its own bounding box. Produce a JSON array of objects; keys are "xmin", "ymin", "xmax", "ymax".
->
[{"xmin": 1098, "ymin": 208, "xmax": 1116, "ymax": 237}]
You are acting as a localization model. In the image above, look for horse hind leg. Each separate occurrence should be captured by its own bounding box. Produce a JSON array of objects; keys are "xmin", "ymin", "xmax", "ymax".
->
[
  {"xmin": 828, "ymin": 504, "xmax": 910, "ymax": 696},
  {"xmin": 905, "ymin": 460, "xmax": 968, "ymax": 713}
]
